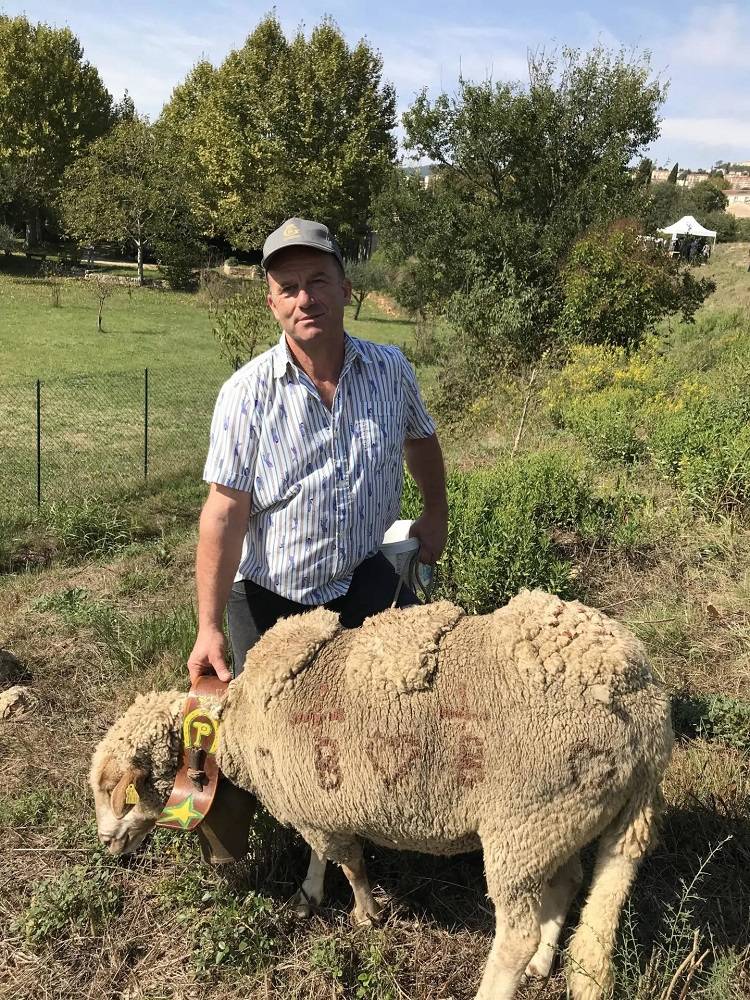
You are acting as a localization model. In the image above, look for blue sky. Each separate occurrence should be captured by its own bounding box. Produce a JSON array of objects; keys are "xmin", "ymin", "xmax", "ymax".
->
[{"xmin": 6, "ymin": 0, "xmax": 750, "ymax": 168}]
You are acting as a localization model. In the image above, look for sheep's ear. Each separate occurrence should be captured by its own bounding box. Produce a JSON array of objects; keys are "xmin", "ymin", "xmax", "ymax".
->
[{"xmin": 111, "ymin": 764, "xmax": 149, "ymax": 818}]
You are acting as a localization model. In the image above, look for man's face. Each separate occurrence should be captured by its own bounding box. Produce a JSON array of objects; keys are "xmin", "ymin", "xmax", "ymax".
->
[{"xmin": 266, "ymin": 247, "xmax": 351, "ymax": 349}]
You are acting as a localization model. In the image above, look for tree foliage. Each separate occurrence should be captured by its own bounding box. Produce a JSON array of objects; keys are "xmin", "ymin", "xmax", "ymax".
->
[
  {"xmin": 58, "ymin": 117, "xmax": 202, "ymax": 285},
  {"xmin": 159, "ymin": 14, "xmax": 396, "ymax": 251},
  {"xmin": 0, "ymin": 15, "xmax": 112, "ymax": 241},
  {"xmin": 375, "ymin": 46, "xmax": 666, "ymax": 396},
  {"xmin": 643, "ymin": 180, "xmax": 731, "ymax": 235},
  {"xmin": 558, "ymin": 223, "xmax": 715, "ymax": 351}
]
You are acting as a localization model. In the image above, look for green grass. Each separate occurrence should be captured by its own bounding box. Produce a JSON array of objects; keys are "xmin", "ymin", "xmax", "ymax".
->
[
  {"xmin": 0, "ymin": 266, "xmax": 417, "ymax": 379},
  {"xmin": 0, "ymin": 267, "xmax": 419, "ymax": 513}
]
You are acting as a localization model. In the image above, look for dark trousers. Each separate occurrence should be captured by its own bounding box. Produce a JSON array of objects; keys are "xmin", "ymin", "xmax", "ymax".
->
[{"xmin": 227, "ymin": 552, "xmax": 419, "ymax": 676}]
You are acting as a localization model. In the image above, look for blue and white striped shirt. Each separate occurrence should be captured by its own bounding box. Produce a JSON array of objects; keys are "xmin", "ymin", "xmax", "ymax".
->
[{"xmin": 203, "ymin": 333, "xmax": 436, "ymax": 603}]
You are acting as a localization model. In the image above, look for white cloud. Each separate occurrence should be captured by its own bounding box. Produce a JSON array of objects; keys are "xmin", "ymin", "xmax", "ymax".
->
[
  {"xmin": 661, "ymin": 117, "xmax": 750, "ymax": 151},
  {"xmin": 672, "ymin": 3, "xmax": 750, "ymax": 69}
]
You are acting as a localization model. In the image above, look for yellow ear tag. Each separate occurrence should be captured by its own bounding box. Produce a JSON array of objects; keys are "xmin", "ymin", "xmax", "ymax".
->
[{"xmin": 125, "ymin": 784, "xmax": 140, "ymax": 805}]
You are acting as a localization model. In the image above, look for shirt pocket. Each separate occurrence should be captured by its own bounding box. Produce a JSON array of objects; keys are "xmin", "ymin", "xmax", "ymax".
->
[{"xmin": 355, "ymin": 401, "xmax": 402, "ymax": 468}]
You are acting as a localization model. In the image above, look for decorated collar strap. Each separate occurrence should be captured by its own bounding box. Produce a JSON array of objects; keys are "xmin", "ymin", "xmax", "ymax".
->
[{"xmin": 155, "ymin": 675, "xmax": 228, "ymax": 832}]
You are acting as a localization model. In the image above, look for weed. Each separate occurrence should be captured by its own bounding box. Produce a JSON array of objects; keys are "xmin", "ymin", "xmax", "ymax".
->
[
  {"xmin": 310, "ymin": 934, "xmax": 348, "ymax": 983},
  {"xmin": 612, "ymin": 838, "xmax": 731, "ymax": 998},
  {"xmin": 45, "ymin": 497, "xmax": 132, "ymax": 558},
  {"xmin": 674, "ymin": 695, "xmax": 750, "ymax": 752},
  {"xmin": 186, "ymin": 888, "xmax": 282, "ymax": 975},
  {"xmin": 18, "ymin": 859, "xmax": 123, "ymax": 947},
  {"xmin": 0, "ymin": 787, "xmax": 59, "ymax": 828},
  {"xmin": 402, "ymin": 452, "xmax": 637, "ymax": 612},
  {"xmin": 355, "ymin": 936, "xmax": 399, "ymax": 1000}
]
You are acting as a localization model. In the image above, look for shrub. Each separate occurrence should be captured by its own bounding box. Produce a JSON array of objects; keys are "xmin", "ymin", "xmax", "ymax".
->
[
  {"xmin": 558, "ymin": 223, "xmax": 714, "ymax": 351},
  {"xmin": 546, "ymin": 327, "xmax": 750, "ymax": 514},
  {"xmin": 224, "ymin": 256, "xmax": 239, "ymax": 268},
  {"xmin": 156, "ymin": 231, "xmax": 204, "ymax": 290},
  {"xmin": 402, "ymin": 452, "xmax": 626, "ymax": 612},
  {"xmin": 210, "ymin": 281, "xmax": 277, "ymax": 369},
  {"xmin": 557, "ymin": 387, "xmax": 645, "ymax": 463}
]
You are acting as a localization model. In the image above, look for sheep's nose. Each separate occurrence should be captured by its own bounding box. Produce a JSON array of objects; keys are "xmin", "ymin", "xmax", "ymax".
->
[{"xmin": 101, "ymin": 833, "xmax": 128, "ymax": 854}]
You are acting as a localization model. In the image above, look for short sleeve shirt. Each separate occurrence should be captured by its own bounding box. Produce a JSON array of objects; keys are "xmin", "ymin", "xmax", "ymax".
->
[{"xmin": 203, "ymin": 333, "xmax": 436, "ymax": 603}]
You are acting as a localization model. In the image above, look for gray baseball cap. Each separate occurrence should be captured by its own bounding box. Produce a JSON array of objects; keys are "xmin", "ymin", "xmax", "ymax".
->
[{"xmin": 262, "ymin": 217, "xmax": 344, "ymax": 269}]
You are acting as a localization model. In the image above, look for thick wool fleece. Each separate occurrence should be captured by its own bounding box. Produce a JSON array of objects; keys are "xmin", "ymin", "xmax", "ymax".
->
[
  {"xmin": 90, "ymin": 690, "xmax": 184, "ymax": 806},
  {"xmin": 217, "ymin": 589, "xmax": 673, "ymax": 894}
]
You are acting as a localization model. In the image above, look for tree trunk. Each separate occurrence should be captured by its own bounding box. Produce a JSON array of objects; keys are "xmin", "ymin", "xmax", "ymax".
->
[
  {"xmin": 137, "ymin": 241, "xmax": 144, "ymax": 286},
  {"xmin": 25, "ymin": 210, "xmax": 42, "ymax": 249},
  {"xmin": 354, "ymin": 293, "xmax": 364, "ymax": 320},
  {"xmin": 98, "ymin": 300, "xmax": 104, "ymax": 331}
]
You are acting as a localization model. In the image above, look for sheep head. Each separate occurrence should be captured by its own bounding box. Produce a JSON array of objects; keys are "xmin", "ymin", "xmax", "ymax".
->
[{"xmin": 89, "ymin": 690, "xmax": 184, "ymax": 856}]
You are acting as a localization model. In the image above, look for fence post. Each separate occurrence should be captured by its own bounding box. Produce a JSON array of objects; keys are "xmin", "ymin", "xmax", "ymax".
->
[
  {"xmin": 36, "ymin": 379, "xmax": 41, "ymax": 508},
  {"xmin": 144, "ymin": 367, "xmax": 149, "ymax": 480}
]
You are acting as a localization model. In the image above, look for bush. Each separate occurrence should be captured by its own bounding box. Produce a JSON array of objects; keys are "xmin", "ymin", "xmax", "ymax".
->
[
  {"xmin": 558, "ymin": 223, "xmax": 715, "ymax": 351},
  {"xmin": 402, "ymin": 452, "xmax": 627, "ymax": 612},
  {"xmin": 224, "ymin": 256, "xmax": 239, "ymax": 268},
  {"xmin": 673, "ymin": 694, "xmax": 750, "ymax": 752},
  {"xmin": 210, "ymin": 281, "xmax": 277, "ymax": 368},
  {"xmin": 546, "ymin": 326, "xmax": 750, "ymax": 514},
  {"xmin": 156, "ymin": 229, "xmax": 204, "ymax": 290},
  {"xmin": 0, "ymin": 221, "xmax": 16, "ymax": 254}
]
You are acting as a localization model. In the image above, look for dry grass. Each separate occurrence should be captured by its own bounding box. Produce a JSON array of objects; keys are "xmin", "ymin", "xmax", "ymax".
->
[{"xmin": 2, "ymin": 500, "xmax": 749, "ymax": 999}]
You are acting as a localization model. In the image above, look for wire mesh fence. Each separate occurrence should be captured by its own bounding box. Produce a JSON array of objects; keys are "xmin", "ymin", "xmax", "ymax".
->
[{"xmin": 0, "ymin": 363, "xmax": 233, "ymax": 515}]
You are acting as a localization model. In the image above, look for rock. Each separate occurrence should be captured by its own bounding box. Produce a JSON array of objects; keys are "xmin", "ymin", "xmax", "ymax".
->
[
  {"xmin": 0, "ymin": 685, "xmax": 39, "ymax": 720},
  {"xmin": 0, "ymin": 648, "xmax": 29, "ymax": 687}
]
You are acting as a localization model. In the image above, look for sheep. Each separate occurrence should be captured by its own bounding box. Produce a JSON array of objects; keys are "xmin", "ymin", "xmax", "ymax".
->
[{"xmin": 90, "ymin": 589, "xmax": 672, "ymax": 1000}]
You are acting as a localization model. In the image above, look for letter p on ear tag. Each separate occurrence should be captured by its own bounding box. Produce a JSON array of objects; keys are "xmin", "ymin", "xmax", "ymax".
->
[{"xmin": 125, "ymin": 784, "xmax": 140, "ymax": 805}]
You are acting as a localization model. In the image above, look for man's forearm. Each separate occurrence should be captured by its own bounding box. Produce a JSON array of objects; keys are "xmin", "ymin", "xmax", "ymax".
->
[
  {"xmin": 196, "ymin": 493, "xmax": 250, "ymax": 632},
  {"xmin": 404, "ymin": 433, "xmax": 448, "ymax": 512}
]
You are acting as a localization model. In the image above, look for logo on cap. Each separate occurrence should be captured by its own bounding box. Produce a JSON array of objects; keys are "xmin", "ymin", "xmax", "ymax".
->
[{"xmin": 283, "ymin": 223, "xmax": 301, "ymax": 239}]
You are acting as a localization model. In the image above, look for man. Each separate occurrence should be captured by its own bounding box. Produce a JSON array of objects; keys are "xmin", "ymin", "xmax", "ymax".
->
[{"xmin": 188, "ymin": 218, "xmax": 448, "ymax": 683}]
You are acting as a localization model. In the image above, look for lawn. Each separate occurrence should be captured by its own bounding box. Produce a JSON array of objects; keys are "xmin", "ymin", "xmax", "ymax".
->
[{"xmin": 0, "ymin": 267, "xmax": 420, "ymax": 512}]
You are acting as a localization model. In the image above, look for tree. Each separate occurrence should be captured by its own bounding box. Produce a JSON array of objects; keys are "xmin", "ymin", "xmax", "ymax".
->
[
  {"xmin": 159, "ymin": 14, "xmax": 396, "ymax": 251},
  {"xmin": 210, "ymin": 281, "xmax": 277, "ymax": 368},
  {"xmin": 58, "ymin": 117, "xmax": 202, "ymax": 285},
  {"xmin": 347, "ymin": 258, "xmax": 389, "ymax": 319},
  {"xmin": 558, "ymin": 223, "xmax": 714, "ymax": 351},
  {"xmin": 689, "ymin": 180, "xmax": 728, "ymax": 215},
  {"xmin": 375, "ymin": 46, "xmax": 666, "ymax": 395},
  {"xmin": 0, "ymin": 15, "xmax": 112, "ymax": 246},
  {"xmin": 667, "ymin": 163, "xmax": 679, "ymax": 184},
  {"xmin": 635, "ymin": 158, "xmax": 653, "ymax": 186}
]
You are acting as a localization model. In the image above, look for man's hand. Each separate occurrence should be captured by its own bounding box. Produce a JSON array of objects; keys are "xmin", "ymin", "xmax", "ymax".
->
[
  {"xmin": 409, "ymin": 507, "xmax": 448, "ymax": 565},
  {"xmin": 187, "ymin": 626, "xmax": 232, "ymax": 684}
]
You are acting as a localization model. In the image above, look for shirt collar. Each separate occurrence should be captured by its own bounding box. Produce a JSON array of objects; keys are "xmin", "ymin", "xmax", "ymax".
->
[{"xmin": 271, "ymin": 331, "xmax": 371, "ymax": 381}]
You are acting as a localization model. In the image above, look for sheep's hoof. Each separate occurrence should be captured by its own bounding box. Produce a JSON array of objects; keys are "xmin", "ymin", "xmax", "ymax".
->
[
  {"xmin": 350, "ymin": 899, "xmax": 383, "ymax": 926},
  {"xmin": 524, "ymin": 957, "xmax": 553, "ymax": 980},
  {"xmin": 289, "ymin": 890, "xmax": 317, "ymax": 918}
]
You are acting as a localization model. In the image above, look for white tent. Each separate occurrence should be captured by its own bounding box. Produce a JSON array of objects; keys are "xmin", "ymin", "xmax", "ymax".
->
[{"xmin": 658, "ymin": 215, "xmax": 717, "ymax": 246}]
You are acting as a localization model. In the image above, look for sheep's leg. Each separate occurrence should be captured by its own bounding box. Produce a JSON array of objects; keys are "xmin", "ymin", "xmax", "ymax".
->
[
  {"xmin": 475, "ymin": 897, "xmax": 541, "ymax": 1000},
  {"xmin": 290, "ymin": 848, "xmax": 327, "ymax": 918},
  {"xmin": 525, "ymin": 853, "xmax": 583, "ymax": 979},
  {"xmin": 339, "ymin": 840, "xmax": 382, "ymax": 925}
]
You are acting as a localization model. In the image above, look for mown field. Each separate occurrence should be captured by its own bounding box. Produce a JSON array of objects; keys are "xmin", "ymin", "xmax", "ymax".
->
[
  {"xmin": 0, "ymin": 264, "xmax": 417, "ymax": 513},
  {"xmin": 1, "ymin": 247, "xmax": 749, "ymax": 1000}
]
